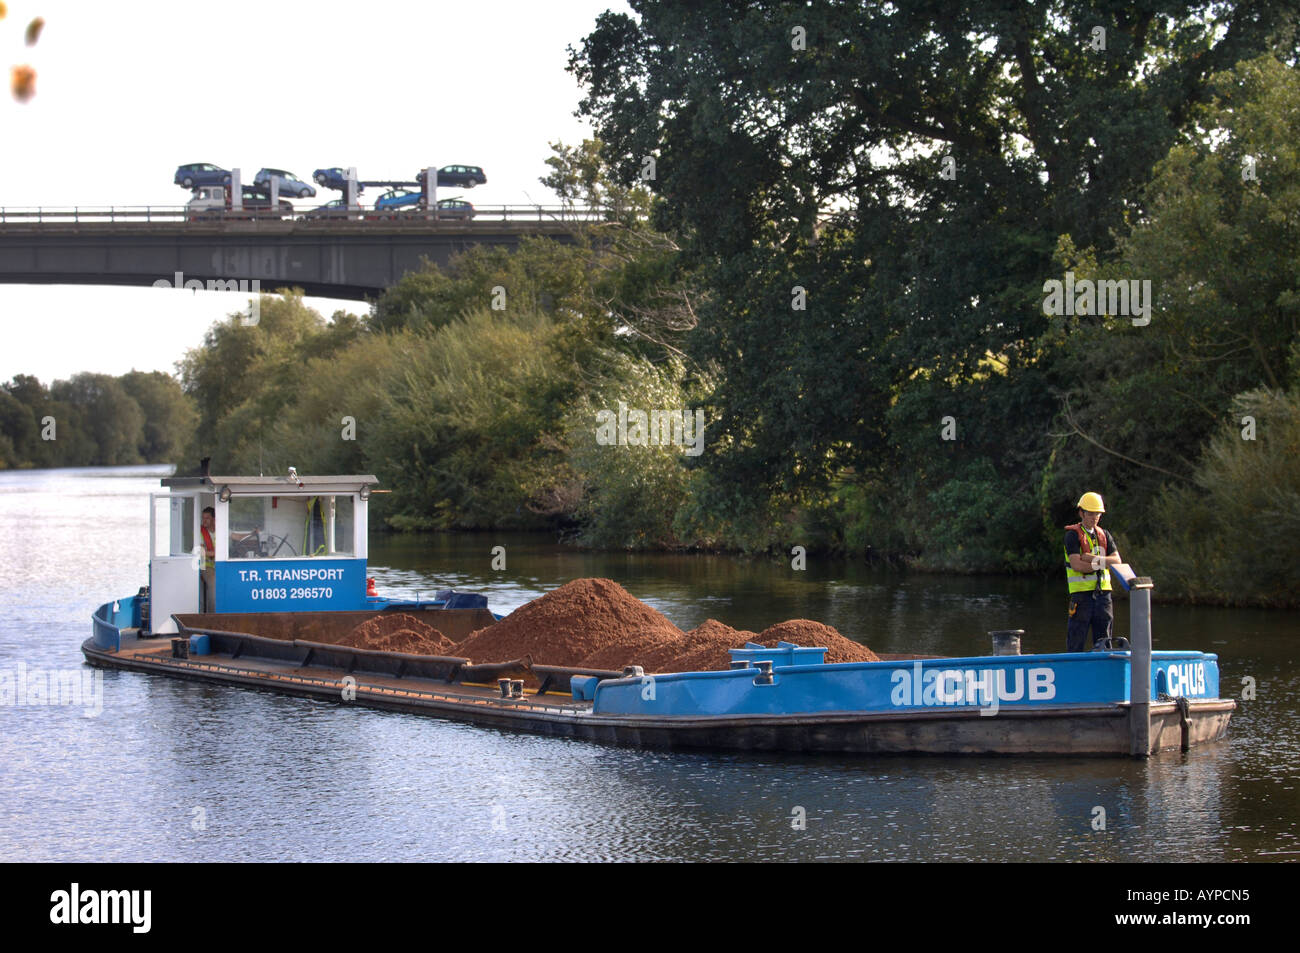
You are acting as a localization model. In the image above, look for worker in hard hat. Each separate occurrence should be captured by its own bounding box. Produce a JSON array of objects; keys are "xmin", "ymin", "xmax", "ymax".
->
[{"xmin": 1064, "ymin": 492, "xmax": 1121, "ymax": 652}]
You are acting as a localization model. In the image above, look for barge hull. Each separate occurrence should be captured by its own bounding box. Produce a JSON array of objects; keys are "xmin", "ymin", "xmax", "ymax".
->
[{"xmin": 80, "ymin": 637, "xmax": 1232, "ymax": 757}]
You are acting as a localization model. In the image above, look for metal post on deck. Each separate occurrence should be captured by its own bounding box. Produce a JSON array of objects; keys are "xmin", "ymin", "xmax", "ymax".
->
[{"xmin": 1129, "ymin": 577, "xmax": 1154, "ymax": 757}]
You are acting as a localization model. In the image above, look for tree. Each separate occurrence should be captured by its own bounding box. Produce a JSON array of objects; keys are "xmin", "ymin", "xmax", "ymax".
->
[
  {"xmin": 177, "ymin": 293, "xmax": 361, "ymax": 473},
  {"xmin": 567, "ymin": 353, "xmax": 711, "ymax": 548},
  {"xmin": 366, "ymin": 309, "xmax": 574, "ymax": 530},
  {"xmin": 1137, "ymin": 387, "xmax": 1300, "ymax": 607},
  {"xmin": 120, "ymin": 370, "xmax": 197, "ymax": 463},
  {"xmin": 50, "ymin": 373, "xmax": 144, "ymax": 466},
  {"xmin": 0, "ymin": 388, "xmax": 35, "ymax": 467},
  {"xmin": 540, "ymin": 138, "xmax": 653, "ymax": 224},
  {"xmin": 570, "ymin": 1, "xmax": 1298, "ymax": 563},
  {"xmin": 1044, "ymin": 54, "xmax": 1300, "ymax": 541}
]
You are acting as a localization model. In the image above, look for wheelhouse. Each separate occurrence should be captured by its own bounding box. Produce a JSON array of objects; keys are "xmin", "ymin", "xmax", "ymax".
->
[{"xmin": 148, "ymin": 474, "xmax": 377, "ymax": 631}]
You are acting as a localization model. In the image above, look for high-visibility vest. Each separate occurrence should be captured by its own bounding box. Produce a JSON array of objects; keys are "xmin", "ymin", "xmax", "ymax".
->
[
  {"xmin": 201, "ymin": 527, "xmax": 215, "ymax": 570},
  {"xmin": 304, "ymin": 496, "xmax": 327, "ymax": 556},
  {"xmin": 1064, "ymin": 523, "xmax": 1111, "ymax": 593}
]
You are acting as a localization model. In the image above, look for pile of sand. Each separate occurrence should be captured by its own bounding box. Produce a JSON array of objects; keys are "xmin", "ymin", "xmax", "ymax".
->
[
  {"xmin": 578, "ymin": 624, "xmax": 694, "ymax": 671},
  {"xmin": 453, "ymin": 578, "xmax": 686, "ymax": 667},
  {"xmin": 340, "ymin": 613, "xmax": 457, "ymax": 656},
  {"xmin": 452, "ymin": 578, "xmax": 880, "ymax": 673},
  {"xmin": 757, "ymin": 620, "xmax": 881, "ymax": 664},
  {"xmin": 613, "ymin": 618, "xmax": 880, "ymax": 672}
]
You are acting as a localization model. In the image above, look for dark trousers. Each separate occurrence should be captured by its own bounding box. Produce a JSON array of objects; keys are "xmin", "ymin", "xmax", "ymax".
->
[
  {"xmin": 201, "ymin": 566, "xmax": 215, "ymax": 613},
  {"xmin": 1067, "ymin": 590, "xmax": 1113, "ymax": 652}
]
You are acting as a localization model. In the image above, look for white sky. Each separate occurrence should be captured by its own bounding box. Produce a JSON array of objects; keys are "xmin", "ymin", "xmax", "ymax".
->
[{"xmin": 0, "ymin": 0, "xmax": 629, "ymax": 383}]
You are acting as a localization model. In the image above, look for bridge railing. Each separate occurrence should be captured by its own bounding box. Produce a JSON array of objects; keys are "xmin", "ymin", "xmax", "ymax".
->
[{"xmin": 0, "ymin": 205, "xmax": 614, "ymax": 224}]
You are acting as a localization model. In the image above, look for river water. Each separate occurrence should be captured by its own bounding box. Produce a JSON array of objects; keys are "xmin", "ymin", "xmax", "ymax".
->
[{"xmin": 1, "ymin": 466, "xmax": 1295, "ymax": 861}]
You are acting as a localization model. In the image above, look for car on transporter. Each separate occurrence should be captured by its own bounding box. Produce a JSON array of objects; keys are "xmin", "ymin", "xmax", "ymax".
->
[
  {"xmin": 312, "ymin": 167, "xmax": 364, "ymax": 193},
  {"xmin": 301, "ymin": 199, "xmax": 357, "ymax": 220},
  {"xmin": 368, "ymin": 193, "xmax": 476, "ymax": 220},
  {"xmin": 253, "ymin": 168, "xmax": 316, "ymax": 199},
  {"xmin": 373, "ymin": 188, "xmax": 423, "ymax": 210},
  {"xmin": 431, "ymin": 198, "xmax": 475, "ymax": 219},
  {"xmin": 415, "ymin": 165, "xmax": 487, "ymax": 188},
  {"xmin": 174, "ymin": 163, "xmax": 231, "ymax": 189}
]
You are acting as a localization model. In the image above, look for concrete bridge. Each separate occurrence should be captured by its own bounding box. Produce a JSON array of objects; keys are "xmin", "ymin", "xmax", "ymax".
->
[{"xmin": 0, "ymin": 206, "xmax": 598, "ymax": 300}]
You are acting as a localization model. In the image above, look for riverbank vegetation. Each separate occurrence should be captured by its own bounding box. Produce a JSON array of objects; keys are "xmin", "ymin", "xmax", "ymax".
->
[
  {"xmin": 0, "ymin": 371, "xmax": 194, "ymax": 469},
  {"xmin": 3, "ymin": 6, "xmax": 1297, "ymax": 607}
]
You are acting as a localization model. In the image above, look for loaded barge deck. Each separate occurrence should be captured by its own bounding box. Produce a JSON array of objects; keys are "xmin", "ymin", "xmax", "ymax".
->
[{"xmin": 83, "ymin": 605, "xmax": 1233, "ymax": 756}]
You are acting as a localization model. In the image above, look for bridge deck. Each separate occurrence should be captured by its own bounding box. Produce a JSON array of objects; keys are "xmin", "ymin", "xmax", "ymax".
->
[{"xmin": 0, "ymin": 214, "xmax": 595, "ymax": 299}]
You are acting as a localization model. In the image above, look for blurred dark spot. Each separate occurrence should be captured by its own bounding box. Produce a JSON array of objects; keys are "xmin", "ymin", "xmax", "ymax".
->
[{"xmin": 11, "ymin": 64, "xmax": 36, "ymax": 103}]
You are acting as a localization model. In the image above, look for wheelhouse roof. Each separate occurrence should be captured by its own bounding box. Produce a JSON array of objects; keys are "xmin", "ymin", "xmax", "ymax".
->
[{"xmin": 162, "ymin": 475, "xmax": 379, "ymax": 490}]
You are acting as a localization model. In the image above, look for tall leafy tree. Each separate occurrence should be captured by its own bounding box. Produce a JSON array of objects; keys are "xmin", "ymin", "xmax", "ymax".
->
[
  {"xmin": 1043, "ymin": 54, "xmax": 1300, "ymax": 540},
  {"xmin": 49, "ymin": 373, "xmax": 144, "ymax": 466},
  {"xmin": 570, "ymin": 1, "xmax": 1298, "ymax": 557},
  {"xmin": 178, "ymin": 294, "xmax": 361, "ymax": 472},
  {"xmin": 120, "ymin": 370, "xmax": 198, "ymax": 464}
]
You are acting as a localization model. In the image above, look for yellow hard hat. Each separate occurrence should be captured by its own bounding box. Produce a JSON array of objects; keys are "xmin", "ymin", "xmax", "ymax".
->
[{"xmin": 1077, "ymin": 491, "xmax": 1105, "ymax": 513}]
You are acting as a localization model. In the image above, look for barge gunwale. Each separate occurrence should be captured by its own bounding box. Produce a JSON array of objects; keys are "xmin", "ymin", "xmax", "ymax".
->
[{"xmin": 79, "ymin": 637, "xmax": 1234, "ymax": 757}]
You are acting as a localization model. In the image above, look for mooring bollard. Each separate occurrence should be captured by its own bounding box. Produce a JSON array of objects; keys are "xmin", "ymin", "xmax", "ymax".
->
[
  {"xmin": 1130, "ymin": 578, "xmax": 1154, "ymax": 757},
  {"xmin": 990, "ymin": 630, "xmax": 1023, "ymax": 655}
]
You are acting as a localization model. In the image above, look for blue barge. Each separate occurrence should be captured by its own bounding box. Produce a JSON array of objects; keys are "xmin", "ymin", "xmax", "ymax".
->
[{"xmin": 83, "ymin": 472, "xmax": 1234, "ymax": 757}]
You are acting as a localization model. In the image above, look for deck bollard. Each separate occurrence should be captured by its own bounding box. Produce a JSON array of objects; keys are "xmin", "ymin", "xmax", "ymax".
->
[
  {"xmin": 498, "ymin": 678, "xmax": 511, "ymax": 698},
  {"xmin": 753, "ymin": 660, "xmax": 774, "ymax": 685},
  {"xmin": 990, "ymin": 630, "xmax": 1023, "ymax": 655},
  {"xmin": 509, "ymin": 680, "xmax": 524, "ymax": 699},
  {"xmin": 1129, "ymin": 578, "xmax": 1154, "ymax": 757}
]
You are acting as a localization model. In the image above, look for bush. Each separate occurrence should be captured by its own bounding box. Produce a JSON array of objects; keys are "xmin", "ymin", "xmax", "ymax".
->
[
  {"xmin": 371, "ymin": 308, "xmax": 575, "ymax": 530},
  {"xmin": 1135, "ymin": 387, "xmax": 1300, "ymax": 607},
  {"xmin": 568, "ymin": 354, "xmax": 708, "ymax": 548}
]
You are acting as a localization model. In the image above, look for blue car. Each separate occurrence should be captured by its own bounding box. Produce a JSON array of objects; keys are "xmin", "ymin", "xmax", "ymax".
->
[
  {"xmin": 313, "ymin": 168, "xmax": 364, "ymax": 194},
  {"xmin": 374, "ymin": 188, "xmax": 423, "ymax": 210},
  {"xmin": 175, "ymin": 163, "xmax": 231, "ymax": 189}
]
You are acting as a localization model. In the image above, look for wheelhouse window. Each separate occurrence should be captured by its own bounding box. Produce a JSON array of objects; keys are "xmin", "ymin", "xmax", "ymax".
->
[
  {"xmin": 152, "ymin": 493, "xmax": 195, "ymax": 558},
  {"xmin": 333, "ymin": 495, "xmax": 355, "ymax": 556},
  {"xmin": 225, "ymin": 494, "xmax": 356, "ymax": 559}
]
